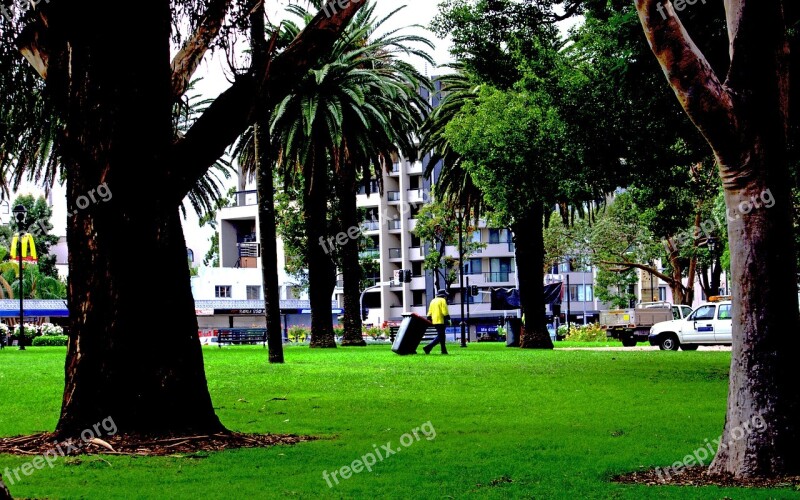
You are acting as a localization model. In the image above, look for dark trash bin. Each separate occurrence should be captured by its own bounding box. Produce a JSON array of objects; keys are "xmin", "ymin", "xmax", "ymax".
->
[
  {"xmin": 392, "ymin": 313, "xmax": 432, "ymax": 355},
  {"xmin": 505, "ymin": 317, "xmax": 522, "ymax": 347}
]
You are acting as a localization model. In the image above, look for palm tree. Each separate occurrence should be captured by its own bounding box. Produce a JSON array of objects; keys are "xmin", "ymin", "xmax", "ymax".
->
[{"xmin": 267, "ymin": 1, "xmax": 432, "ymax": 347}]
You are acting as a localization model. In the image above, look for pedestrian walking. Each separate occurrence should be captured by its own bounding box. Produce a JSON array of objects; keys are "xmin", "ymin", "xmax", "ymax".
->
[{"xmin": 424, "ymin": 289, "xmax": 451, "ymax": 355}]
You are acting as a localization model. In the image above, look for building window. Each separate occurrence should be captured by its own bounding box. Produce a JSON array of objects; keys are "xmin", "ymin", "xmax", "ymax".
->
[
  {"xmin": 215, "ymin": 285, "xmax": 232, "ymax": 298},
  {"xmin": 568, "ymin": 285, "xmax": 594, "ymax": 302},
  {"xmin": 488, "ymin": 258, "xmax": 513, "ymax": 282},
  {"xmin": 465, "ymin": 258, "xmax": 482, "ymax": 275},
  {"xmin": 246, "ymin": 285, "xmax": 262, "ymax": 300},
  {"xmin": 488, "ymin": 229, "xmax": 511, "ymax": 244},
  {"xmin": 470, "ymin": 231, "xmax": 481, "ymax": 243},
  {"xmin": 412, "ymin": 290, "xmax": 426, "ymax": 307},
  {"xmin": 658, "ymin": 286, "xmax": 667, "ymax": 302},
  {"xmin": 187, "ymin": 248, "xmax": 194, "ymax": 263}
]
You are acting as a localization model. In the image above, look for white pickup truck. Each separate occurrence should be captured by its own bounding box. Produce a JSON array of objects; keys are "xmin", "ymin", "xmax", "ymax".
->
[
  {"xmin": 648, "ymin": 298, "xmax": 733, "ymax": 350},
  {"xmin": 600, "ymin": 302, "xmax": 694, "ymax": 347}
]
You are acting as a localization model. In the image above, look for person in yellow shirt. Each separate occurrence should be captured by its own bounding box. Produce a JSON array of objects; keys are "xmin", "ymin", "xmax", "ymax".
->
[{"xmin": 424, "ymin": 289, "xmax": 451, "ymax": 355}]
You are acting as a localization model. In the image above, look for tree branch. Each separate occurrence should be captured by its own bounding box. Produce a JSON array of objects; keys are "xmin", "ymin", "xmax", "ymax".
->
[
  {"xmin": 633, "ymin": 0, "xmax": 737, "ymax": 156},
  {"xmin": 164, "ymin": 0, "xmax": 365, "ymax": 204},
  {"xmin": 598, "ymin": 259, "xmax": 674, "ymax": 284},
  {"xmin": 170, "ymin": 0, "xmax": 232, "ymax": 99}
]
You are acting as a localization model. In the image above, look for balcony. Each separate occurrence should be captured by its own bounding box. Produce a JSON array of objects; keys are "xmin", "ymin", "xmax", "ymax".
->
[
  {"xmin": 407, "ymin": 218, "xmax": 418, "ymax": 232},
  {"xmin": 359, "ymin": 249, "xmax": 380, "ymax": 260},
  {"xmin": 407, "ymin": 189, "xmax": 425, "ymax": 204},
  {"xmin": 390, "ymin": 162, "xmax": 400, "ymax": 175},
  {"xmin": 484, "ymin": 271, "xmax": 515, "ymax": 284},
  {"xmin": 388, "ymin": 219, "xmax": 402, "ymax": 231},
  {"xmin": 408, "ymin": 246, "xmax": 424, "ymax": 261},
  {"xmin": 407, "ymin": 161, "xmax": 423, "ymax": 175},
  {"xmin": 387, "ymin": 191, "xmax": 401, "ymax": 202},
  {"xmin": 232, "ymin": 190, "xmax": 258, "ymax": 207},
  {"xmin": 388, "ymin": 248, "xmax": 402, "ymax": 260},
  {"xmin": 361, "ymin": 221, "xmax": 380, "ymax": 232},
  {"xmin": 481, "ymin": 242, "xmax": 516, "ymax": 257}
]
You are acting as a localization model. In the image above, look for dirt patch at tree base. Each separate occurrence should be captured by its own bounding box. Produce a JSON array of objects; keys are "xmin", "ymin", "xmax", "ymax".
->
[
  {"xmin": 0, "ymin": 432, "xmax": 315, "ymax": 457},
  {"xmin": 613, "ymin": 467, "xmax": 800, "ymax": 489}
]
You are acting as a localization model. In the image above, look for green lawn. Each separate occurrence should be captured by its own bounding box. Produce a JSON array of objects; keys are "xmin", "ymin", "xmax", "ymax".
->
[{"xmin": 0, "ymin": 344, "xmax": 796, "ymax": 499}]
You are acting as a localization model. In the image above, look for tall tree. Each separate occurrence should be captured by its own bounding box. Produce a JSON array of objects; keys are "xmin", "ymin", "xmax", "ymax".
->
[
  {"xmin": 635, "ymin": 0, "xmax": 800, "ymax": 477},
  {"xmin": 1, "ymin": 0, "xmax": 364, "ymax": 436},
  {"xmin": 269, "ymin": 2, "xmax": 430, "ymax": 347}
]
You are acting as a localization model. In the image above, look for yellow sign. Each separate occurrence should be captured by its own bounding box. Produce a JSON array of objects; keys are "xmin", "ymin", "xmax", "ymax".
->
[{"xmin": 9, "ymin": 233, "xmax": 37, "ymax": 264}]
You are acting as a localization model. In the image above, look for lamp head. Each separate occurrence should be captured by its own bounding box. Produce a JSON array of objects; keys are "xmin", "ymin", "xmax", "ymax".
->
[{"xmin": 12, "ymin": 205, "xmax": 27, "ymax": 225}]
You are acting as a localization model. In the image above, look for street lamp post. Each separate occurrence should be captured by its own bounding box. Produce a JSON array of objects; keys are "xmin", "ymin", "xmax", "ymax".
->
[
  {"xmin": 457, "ymin": 211, "xmax": 467, "ymax": 348},
  {"xmin": 708, "ymin": 236, "xmax": 719, "ymax": 295},
  {"xmin": 12, "ymin": 205, "xmax": 27, "ymax": 350}
]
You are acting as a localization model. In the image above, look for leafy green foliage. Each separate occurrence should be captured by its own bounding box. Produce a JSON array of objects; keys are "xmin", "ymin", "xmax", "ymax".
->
[
  {"xmin": 32, "ymin": 335, "xmax": 69, "ymax": 347},
  {"xmin": 413, "ymin": 201, "xmax": 484, "ymax": 289},
  {"xmin": 563, "ymin": 323, "xmax": 606, "ymax": 342}
]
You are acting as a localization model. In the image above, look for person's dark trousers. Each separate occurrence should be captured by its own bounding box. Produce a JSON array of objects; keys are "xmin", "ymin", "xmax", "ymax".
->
[{"xmin": 424, "ymin": 324, "xmax": 448, "ymax": 354}]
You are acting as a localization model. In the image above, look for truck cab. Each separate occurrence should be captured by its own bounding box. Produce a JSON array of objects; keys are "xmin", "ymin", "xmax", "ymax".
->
[{"xmin": 648, "ymin": 297, "xmax": 733, "ymax": 350}]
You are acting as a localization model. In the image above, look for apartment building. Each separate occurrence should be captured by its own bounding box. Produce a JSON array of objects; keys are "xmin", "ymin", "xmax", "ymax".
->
[
  {"xmin": 190, "ymin": 189, "xmax": 341, "ymax": 329},
  {"xmin": 355, "ymin": 152, "xmax": 526, "ymax": 338}
]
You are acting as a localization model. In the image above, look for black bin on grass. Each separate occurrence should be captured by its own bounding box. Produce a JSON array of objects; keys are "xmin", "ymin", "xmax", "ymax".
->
[
  {"xmin": 505, "ymin": 317, "xmax": 522, "ymax": 347},
  {"xmin": 392, "ymin": 313, "xmax": 432, "ymax": 355}
]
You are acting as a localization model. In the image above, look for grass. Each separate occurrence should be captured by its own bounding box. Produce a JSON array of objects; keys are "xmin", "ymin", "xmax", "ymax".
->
[{"xmin": 0, "ymin": 343, "xmax": 797, "ymax": 499}]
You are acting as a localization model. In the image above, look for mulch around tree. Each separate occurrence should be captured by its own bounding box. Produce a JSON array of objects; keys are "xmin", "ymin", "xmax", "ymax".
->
[
  {"xmin": 613, "ymin": 466, "xmax": 800, "ymax": 489},
  {"xmin": 0, "ymin": 432, "xmax": 315, "ymax": 457}
]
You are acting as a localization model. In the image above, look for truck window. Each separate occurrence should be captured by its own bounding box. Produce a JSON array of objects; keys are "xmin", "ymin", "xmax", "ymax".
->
[
  {"xmin": 689, "ymin": 305, "xmax": 716, "ymax": 321},
  {"xmin": 718, "ymin": 304, "xmax": 732, "ymax": 320},
  {"xmin": 681, "ymin": 306, "xmax": 693, "ymax": 318},
  {"xmin": 672, "ymin": 306, "xmax": 680, "ymax": 320}
]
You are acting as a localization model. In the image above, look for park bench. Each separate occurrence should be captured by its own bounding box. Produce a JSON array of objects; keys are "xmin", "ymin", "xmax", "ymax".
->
[{"xmin": 217, "ymin": 328, "xmax": 267, "ymax": 347}]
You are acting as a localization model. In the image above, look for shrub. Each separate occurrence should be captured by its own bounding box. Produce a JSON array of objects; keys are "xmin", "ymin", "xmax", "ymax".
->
[
  {"xmin": 288, "ymin": 325, "xmax": 310, "ymax": 342},
  {"xmin": 0, "ymin": 323, "xmax": 8, "ymax": 336},
  {"xmin": 333, "ymin": 327, "xmax": 344, "ymax": 338},
  {"xmin": 564, "ymin": 323, "xmax": 607, "ymax": 342},
  {"xmin": 32, "ymin": 335, "xmax": 68, "ymax": 346},
  {"xmin": 363, "ymin": 326, "xmax": 388, "ymax": 339},
  {"xmin": 13, "ymin": 324, "xmax": 38, "ymax": 339},
  {"xmin": 40, "ymin": 322, "xmax": 64, "ymax": 336}
]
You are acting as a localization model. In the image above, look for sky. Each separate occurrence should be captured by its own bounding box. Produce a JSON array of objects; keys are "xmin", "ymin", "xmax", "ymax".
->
[{"xmin": 193, "ymin": 0, "xmax": 453, "ymax": 99}]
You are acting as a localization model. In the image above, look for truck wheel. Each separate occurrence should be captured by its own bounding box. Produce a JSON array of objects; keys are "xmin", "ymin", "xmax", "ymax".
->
[
  {"xmin": 621, "ymin": 338, "xmax": 637, "ymax": 347},
  {"xmin": 659, "ymin": 334, "xmax": 680, "ymax": 351},
  {"xmin": 681, "ymin": 345, "xmax": 699, "ymax": 351}
]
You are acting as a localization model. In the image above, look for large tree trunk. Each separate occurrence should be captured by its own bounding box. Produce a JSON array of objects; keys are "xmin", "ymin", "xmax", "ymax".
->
[
  {"xmin": 48, "ymin": 5, "xmax": 223, "ymax": 437},
  {"xmin": 304, "ymin": 153, "xmax": 336, "ymax": 348},
  {"xmin": 255, "ymin": 123, "xmax": 285, "ymax": 363},
  {"xmin": 337, "ymin": 162, "xmax": 365, "ymax": 346},
  {"xmin": 251, "ymin": 1, "xmax": 284, "ymax": 364},
  {"xmin": 636, "ymin": 0, "xmax": 800, "ymax": 477},
  {"xmin": 515, "ymin": 205, "xmax": 553, "ymax": 349}
]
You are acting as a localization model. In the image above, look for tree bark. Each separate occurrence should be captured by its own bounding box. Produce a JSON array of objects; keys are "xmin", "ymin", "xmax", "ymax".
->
[
  {"xmin": 636, "ymin": 0, "xmax": 800, "ymax": 477},
  {"xmin": 305, "ymin": 152, "xmax": 336, "ymax": 348},
  {"xmin": 337, "ymin": 161, "xmax": 365, "ymax": 346},
  {"xmin": 515, "ymin": 205, "xmax": 553, "ymax": 349},
  {"xmin": 250, "ymin": 0, "xmax": 283, "ymax": 363},
  {"xmin": 45, "ymin": 4, "xmax": 223, "ymax": 437},
  {"xmin": 254, "ymin": 123, "xmax": 285, "ymax": 363}
]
